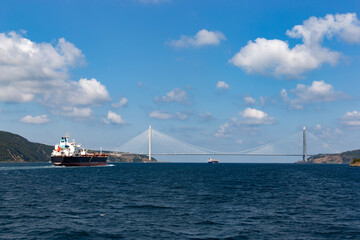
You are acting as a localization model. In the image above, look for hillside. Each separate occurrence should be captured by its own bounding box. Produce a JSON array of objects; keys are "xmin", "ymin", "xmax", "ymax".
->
[
  {"xmin": 0, "ymin": 131, "xmax": 53, "ymax": 162},
  {"xmin": 307, "ymin": 149, "xmax": 360, "ymax": 164}
]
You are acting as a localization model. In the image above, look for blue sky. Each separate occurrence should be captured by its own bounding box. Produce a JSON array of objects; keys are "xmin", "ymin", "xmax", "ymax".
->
[{"xmin": 0, "ymin": 0, "xmax": 360, "ymax": 161}]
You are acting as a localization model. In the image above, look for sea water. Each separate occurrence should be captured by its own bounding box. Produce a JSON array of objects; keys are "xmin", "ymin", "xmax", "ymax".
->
[{"xmin": 0, "ymin": 163, "xmax": 359, "ymax": 239}]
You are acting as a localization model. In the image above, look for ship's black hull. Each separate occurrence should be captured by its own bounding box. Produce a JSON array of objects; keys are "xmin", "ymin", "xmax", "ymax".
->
[{"xmin": 51, "ymin": 156, "xmax": 107, "ymax": 166}]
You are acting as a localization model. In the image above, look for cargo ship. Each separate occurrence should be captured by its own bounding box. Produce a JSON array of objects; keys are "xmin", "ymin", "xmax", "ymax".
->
[
  {"xmin": 208, "ymin": 158, "xmax": 219, "ymax": 164},
  {"xmin": 51, "ymin": 133, "xmax": 108, "ymax": 166}
]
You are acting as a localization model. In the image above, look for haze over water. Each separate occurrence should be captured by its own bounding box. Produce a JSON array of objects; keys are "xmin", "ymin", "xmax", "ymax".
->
[{"xmin": 1, "ymin": 162, "xmax": 359, "ymax": 239}]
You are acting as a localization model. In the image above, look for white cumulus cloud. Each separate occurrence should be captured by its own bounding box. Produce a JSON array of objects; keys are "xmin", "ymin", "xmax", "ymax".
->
[
  {"xmin": 66, "ymin": 78, "xmax": 110, "ymax": 106},
  {"xmin": 281, "ymin": 80, "xmax": 345, "ymax": 110},
  {"xmin": 155, "ymin": 88, "xmax": 188, "ymax": 104},
  {"xmin": 0, "ymin": 31, "xmax": 84, "ymax": 103},
  {"xmin": 149, "ymin": 110, "xmax": 188, "ymax": 120},
  {"xmin": 286, "ymin": 13, "xmax": 360, "ymax": 45},
  {"xmin": 168, "ymin": 29, "xmax": 226, "ymax": 48},
  {"xmin": 229, "ymin": 13, "xmax": 360, "ymax": 78},
  {"xmin": 21, "ymin": 115, "xmax": 50, "ymax": 124},
  {"xmin": 310, "ymin": 124, "xmax": 343, "ymax": 140},
  {"xmin": 104, "ymin": 111, "xmax": 125, "ymax": 125},
  {"xmin": 149, "ymin": 110, "xmax": 173, "ymax": 120},
  {"xmin": 216, "ymin": 81, "xmax": 229, "ymax": 90},
  {"xmin": 229, "ymin": 38, "xmax": 339, "ymax": 78},
  {"xmin": 244, "ymin": 96, "xmax": 256, "ymax": 105},
  {"xmin": 340, "ymin": 110, "xmax": 360, "ymax": 128},
  {"xmin": 112, "ymin": 97, "xmax": 128, "ymax": 108},
  {"xmin": 240, "ymin": 108, "xmax": 277, "ymax": 125},
  {"xmin": 0, "ymin": 31, "xmax": 110, "ymax": 118},
  {"xmin": 215, "ymin": 108, "xmax": 276, "ymax": 137},
  {"xmin": 215, "ymin": 122, "xmax": 231, "ymax": 138}
]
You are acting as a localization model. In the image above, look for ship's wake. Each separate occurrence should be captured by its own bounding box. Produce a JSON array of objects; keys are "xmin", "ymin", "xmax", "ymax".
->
[
  {"xmin": 0, "ymin": 164, "xmax": 58, "ymax": 171},
  {"xmin": 0, "ymin": 163, "xmax": 116, "ymax": 171}
]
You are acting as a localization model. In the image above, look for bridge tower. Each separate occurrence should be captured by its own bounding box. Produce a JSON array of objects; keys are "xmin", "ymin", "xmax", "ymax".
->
[
  {"xmin": 149, "ymin": 125, "xmax": 152, "ymax": 161},
  {"xmin": 303, "ymin": 126, "xmax": 307, "ymax": 162}
]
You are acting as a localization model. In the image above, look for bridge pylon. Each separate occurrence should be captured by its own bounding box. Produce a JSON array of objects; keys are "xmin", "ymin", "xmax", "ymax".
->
[
  {"xmin": 303, "ymin": 126, "xmax": 307, "ymax": 162},
  {"xmin": 149, "ymin": 125, "xmax": 152, "ymax": 161}
]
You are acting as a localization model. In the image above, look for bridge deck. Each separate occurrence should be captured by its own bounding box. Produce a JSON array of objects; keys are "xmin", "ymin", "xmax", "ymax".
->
[{"xmin": 119, "ymin": 153, "xmax": 312, "ymax": 156}]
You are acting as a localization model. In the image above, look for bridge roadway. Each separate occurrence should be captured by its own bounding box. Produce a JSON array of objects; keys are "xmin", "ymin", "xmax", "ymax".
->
[{"xmin": 119, "ymin": 153, "xmax": 312, "ymax": 157}]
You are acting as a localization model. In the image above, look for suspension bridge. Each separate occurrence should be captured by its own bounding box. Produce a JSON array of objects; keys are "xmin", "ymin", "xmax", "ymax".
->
[{"xmin": 113, "ymin": 126, "xmax": 324, "ymax": 162}]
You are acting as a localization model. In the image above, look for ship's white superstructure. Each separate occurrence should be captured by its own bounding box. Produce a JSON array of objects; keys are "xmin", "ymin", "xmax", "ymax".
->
[{"xmin": 51, "ymin": 133, "xmax": 86, "ymax": 157}]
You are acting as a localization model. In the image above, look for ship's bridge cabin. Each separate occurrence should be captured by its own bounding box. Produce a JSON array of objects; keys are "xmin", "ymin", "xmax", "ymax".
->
[{"xmin": 60, "ymin": 137, "xmax": 69, "ymax": 148}]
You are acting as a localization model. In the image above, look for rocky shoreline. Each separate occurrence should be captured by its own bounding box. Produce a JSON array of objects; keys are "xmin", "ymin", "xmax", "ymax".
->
[{"xmin": 350, "ymin": 159, "xmax": 360, "ymax": 167}]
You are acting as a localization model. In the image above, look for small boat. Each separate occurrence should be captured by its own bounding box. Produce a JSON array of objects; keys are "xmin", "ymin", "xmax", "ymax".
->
[
  {"xmin": 208, "ymin": 158, "xmax": 219, "ymax": 164},
  {"xmin": 51, "ymin": 133, "xmax": 108, "ymax": 167}
]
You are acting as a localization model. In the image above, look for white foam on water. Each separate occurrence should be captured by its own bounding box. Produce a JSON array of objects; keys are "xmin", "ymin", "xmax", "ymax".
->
[
  {"xmin": 0, "ymin": 163, "xmax": 116, "ymax": 171},
  {"xmin": 0, "ymin": 165, "xmax": 58, "ymax": 171}
]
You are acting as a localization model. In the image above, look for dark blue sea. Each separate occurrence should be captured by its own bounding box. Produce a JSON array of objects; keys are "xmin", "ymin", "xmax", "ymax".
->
[{"xmin": 0, "ymin": 163, "xmax": 360, "ymax": 239}]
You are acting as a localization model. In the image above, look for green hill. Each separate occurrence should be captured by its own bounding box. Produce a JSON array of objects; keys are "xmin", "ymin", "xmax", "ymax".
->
[{"xmin": 0, "ymin": 131, "xmax": 53, "ymax": 162}]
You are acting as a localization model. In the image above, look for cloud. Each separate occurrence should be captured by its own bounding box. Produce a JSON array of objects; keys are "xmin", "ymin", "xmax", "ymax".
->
[
  {"xmin": 216, "ymin": 81, "xmax": 229, "ymax": 90},
  {"xmin": 281, "ymin": 80, "xmax": 345, "ymax": 110},
  {"xmin": 215, "ymin": 108, "xmax": 276, "ymax": 137},
  {"xmin": 104, "ymin": 111, "xmax": 125, "ymax": 125},
  {"xmin": 340, "ymin": 110, "xmax": 360, "ymax": 128},
  {"xmin": 175, "ymin": 112, "xmax": 188, "ymax": 120},
  {"xmin": 198, "ymin": 111, "xmax": 214, "ymax": 121},
  {"xmin": 229, "ymin": 13, "xmax": 360, "ymax": 78},
  {"xmin": 149, "ymin": 110, "xmax": 188, "ymax": 120},
  {"xmin": 215, "ymin": 122, "xmax": 232, "ymax": 137},
  {"xmin": 21, "ymin": 115, "xmax": 50, "ymax": 124},
  {"xmin": 280, "ymin": 89, "xmax": 290, "ymax": 102},
  {"xmin": 0, "ymin": 31, "xmax": 84, "ymax": 103},
  {"xmin": 310, "ymin": 124, "xmax": 343, "ymax": 139},
  {"xmin": 155, "ymin": 88, "xmax": 188, "ymax": 104},
  {"xmin": 149, "ymin": 110, "xmax": 173, "ymax": 120},
  {"xmin": 240, "ymin": 108, "xmax": 277, "ymax": 125},
  {"xmin": 52, "ymin": 107, "xmax": 93, "ymax": 118},
  {"xmin": 0, "ymin": 31, "xmax": 110, "ymax": 118},
  {"xmin": 286, "ymin": 13, "xmax": 360, "ymax": 45},
  {"xmin": 137, "ymin": 81, "xmax": 147, "ymax": 89},
  {"xmin": 112, "ymin": 97, "xmax": 128, "ymax": 108},
  {"xmin": 244, "ymin": 96, "xmax": 256, "ymax": 105},
  {"xmin": 66, "ymin": 78, "xmax": 110, "ymax": 106},
  {"xmin": 229, "ymin": 38, "xmax": 339, "ymax": 78},
  {"xmin": 168, "ymin": 29, "xmax": 226, "ymax": 48}
]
